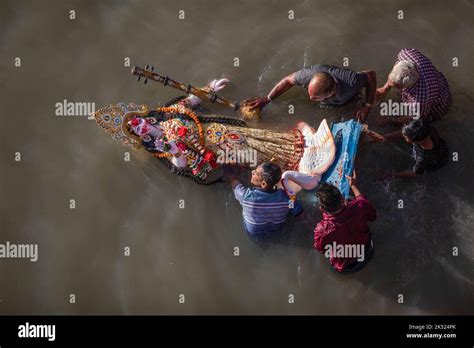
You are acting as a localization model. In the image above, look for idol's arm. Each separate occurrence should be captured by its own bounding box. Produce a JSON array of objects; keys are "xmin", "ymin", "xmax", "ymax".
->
[
  {"xmin": 183, "ymin": 78, "xmax": 230, "ymax": 109},
  {"xmin": 168, "ymin": 141, "xmax": 188, "ymax": 168},
  {"xmin": 170, "ymin": 154, "xmax": 188, "ymax": 168}
]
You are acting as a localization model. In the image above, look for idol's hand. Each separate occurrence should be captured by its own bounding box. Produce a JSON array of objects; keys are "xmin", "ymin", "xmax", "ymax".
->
[
  {"xmin": 208, "ymin": 78, "xmax": 230, "ymax": 93},
  {"xmin": 167, "ymin": 141, "xmax": 181, "ymax": 155},
  {"xmin": 154, "ymin": 138, "xmax": 165, "ymax": 151}
]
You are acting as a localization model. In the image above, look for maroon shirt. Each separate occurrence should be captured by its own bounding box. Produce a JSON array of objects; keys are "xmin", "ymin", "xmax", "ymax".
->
[{"xmin": 314, "ymin": 195, "xmax": 377, "ymax": 272}]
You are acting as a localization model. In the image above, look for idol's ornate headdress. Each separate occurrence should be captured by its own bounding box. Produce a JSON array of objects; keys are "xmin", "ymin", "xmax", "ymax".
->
[{"xmin": 92, "ymin": 103, "xmax": 149, "ymax": 149}]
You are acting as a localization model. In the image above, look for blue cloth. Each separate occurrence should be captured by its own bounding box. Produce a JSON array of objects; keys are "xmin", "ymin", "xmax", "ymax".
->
[
  {"xmin": 321, "ymin": 119, "xmax": 363, "ymax": 198},
  {"xmin": 234, "ymin": 184, "xmax": 302, "ymax": 236}
]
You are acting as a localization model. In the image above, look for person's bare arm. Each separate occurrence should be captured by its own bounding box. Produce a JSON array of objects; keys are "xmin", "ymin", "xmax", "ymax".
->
[
  {"xmin": 362, "ymin": 70, "xmax": 376, "ymax": 106},
  {"xmin": 356, "ymin": 70, "xmax": 376, "ymax": 122},
  {"xmin": 230, "ymin": 177, "xmax": 241, "ymax": 190},
  {"xmin": 383, "ymin": 130, "xmax": 404, "ymax": 141},
  {"xmin": 346, "ymin": 171, "xmax": 362, "ymax": 198},
  {"xmin": 393, "ymin": 170, "xmax": 418, "ymax": 178},
  {"xmin": 244, "ymin": 73, "xmax": 297, "ymax": 110},
  {"xmin": 267, "ymin": 73, "xmax": 297, "ymax": 100},
  {"xmin": 377, "ymin": 115, "xmax": 413, "ymax": 127},
  {"xmin": 375, "ymin": 63, "xmax": 397, "ymax": 102}
]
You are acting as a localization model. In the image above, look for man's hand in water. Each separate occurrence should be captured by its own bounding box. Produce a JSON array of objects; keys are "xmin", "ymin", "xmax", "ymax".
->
[{"xmin": 243, "ymin": 96, "xmax": 271, "ymax": 111}]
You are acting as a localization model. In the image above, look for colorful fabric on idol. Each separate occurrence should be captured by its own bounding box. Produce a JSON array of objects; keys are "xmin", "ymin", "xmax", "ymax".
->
[{"xmin": 133, "ymin": 114, "xmax": 217, "ymax": 180}]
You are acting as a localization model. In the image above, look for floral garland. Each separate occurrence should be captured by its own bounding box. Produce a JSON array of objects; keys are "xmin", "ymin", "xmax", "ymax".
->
[{"xmin": 153, "ymin": 106, "xmax": 205, "ymax": 159}]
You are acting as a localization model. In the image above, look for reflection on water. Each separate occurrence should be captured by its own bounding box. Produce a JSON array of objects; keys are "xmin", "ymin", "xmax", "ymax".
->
[{"xmin": 1, "ymin": 0, "xmax": 473, "ymax": 314}]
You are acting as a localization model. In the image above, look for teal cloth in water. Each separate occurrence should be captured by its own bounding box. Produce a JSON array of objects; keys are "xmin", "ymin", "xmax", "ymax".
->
[{"xmin": 321, "ymin": 119, "xmax": 363, "ymax": 198}]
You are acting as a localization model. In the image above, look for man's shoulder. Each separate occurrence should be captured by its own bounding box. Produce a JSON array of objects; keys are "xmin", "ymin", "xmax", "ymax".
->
[
  {"xmin": 294, "ymin": 64, "xmax": 326, "ymax": 87},
  {"xmin": 299, "ymin": 64, "xmax": 326, "ymax": 72},
  {"xmin": 314, "ymin": 218, "xmax": 336, "ymax": 238},
  {"xmin": 327, "ymin": 65, "xmax": 366, "ymax": 87},
  {"xmin": 233, "ymin": 183, "xmax": 250, "ymax": 201},
  {"xmin": 347, "ymin": 195, "xmax": 372, "ymax": 209},
  {"xmin": 275, "ymin": 187, "xmax": 290, "ymax": 197}
]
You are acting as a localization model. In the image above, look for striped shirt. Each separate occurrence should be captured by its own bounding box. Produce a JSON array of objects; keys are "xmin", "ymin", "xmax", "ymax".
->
[
  {"xmin": 234, "ymin": 184, "xmax": 302, "ymax": 235},
  {"xmin": 396, "ymin": 48, "xmax": 452, "ymax": 122}
]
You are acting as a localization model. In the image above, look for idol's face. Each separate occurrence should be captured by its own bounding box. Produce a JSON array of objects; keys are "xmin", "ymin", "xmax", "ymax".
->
[{"xmin": 129, "ymin": 118, "xmax": 149, "ymax": 136}]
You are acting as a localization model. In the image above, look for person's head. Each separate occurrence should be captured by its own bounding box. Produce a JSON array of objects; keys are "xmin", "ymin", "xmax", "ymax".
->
[
  {"xmin": 402, "ymin": 119, "xmax": 431, "ymax": 144},
  {"xmin": 315, "ymin": 183, "xmax": 344, "ymax": 214},
  {"xmin": 308, "ymin": 72, "xmax": 337, "ymax": 102},
  {"xmin": 251, "ymin": 162, "xmax": 282, "ymax": 190},
  {"xmin": 388, "ymin": 60, "xmax": 419, "ymax": 89}
]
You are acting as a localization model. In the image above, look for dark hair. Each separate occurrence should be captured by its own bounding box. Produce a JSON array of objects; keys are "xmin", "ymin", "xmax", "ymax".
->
[
  {"xmin": 315, "ymin": 183, "xmax": 343, "ymax": 213},
  {"xmin": 402, "ymin": 119, "xmax": 431, "ymax": 142},
  {"xmin": 259, "ymin": 162, "xmax": 282, "ymax": 188},
  {"xmin": 312, "ymin": 72, "xmax": 335, "ymax": 96}
]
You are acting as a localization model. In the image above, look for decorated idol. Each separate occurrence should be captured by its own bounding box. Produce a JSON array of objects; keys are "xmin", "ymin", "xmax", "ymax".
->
[{"xmin": 93, "ymin": 78, "xmax": 336, "ymax": 193}]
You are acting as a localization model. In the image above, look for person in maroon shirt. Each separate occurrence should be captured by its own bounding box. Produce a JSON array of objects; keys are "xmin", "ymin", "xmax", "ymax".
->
[{"xmin": 314, "ymin": 172, "xmax": 377, "ymax": 273}]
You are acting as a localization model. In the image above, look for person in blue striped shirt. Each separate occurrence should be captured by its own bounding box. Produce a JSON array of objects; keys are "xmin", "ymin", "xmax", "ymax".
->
[{"xmin": 230, "ymin": 162, "xmax": 303, "ymax": 240}]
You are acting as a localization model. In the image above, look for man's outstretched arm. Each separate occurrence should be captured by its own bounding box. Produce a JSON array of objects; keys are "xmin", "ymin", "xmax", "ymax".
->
[
  {"xmin": 230, "ymin": 177, "xmax": 241, "ymax": 190},
  {"xmin": 244, "ymin": 73, "xmax": 297, "ymax": 110},
  {"xmin": 267, "ymin": 73, "xmax": 297, "ymax": 101}
]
